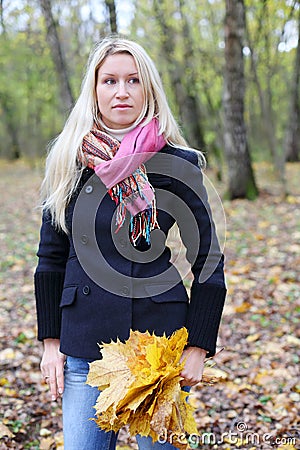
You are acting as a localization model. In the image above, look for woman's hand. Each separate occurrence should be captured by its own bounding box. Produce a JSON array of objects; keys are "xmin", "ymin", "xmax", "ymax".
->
[
  {"xmin": 180, "ymin": 346, "xmax": 207, "ymax": 387},
  {"xmin": 40, "ymin": 339, "xmax": 66, "ymax": 401}
]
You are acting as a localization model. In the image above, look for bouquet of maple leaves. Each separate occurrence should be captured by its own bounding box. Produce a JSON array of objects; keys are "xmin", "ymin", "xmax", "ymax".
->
[{"xmin": 87, "ymin": 327, "xmax": 221, "ymax": 450}]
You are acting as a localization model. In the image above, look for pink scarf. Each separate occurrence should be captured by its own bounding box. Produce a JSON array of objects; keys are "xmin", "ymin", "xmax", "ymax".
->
[{"xmin": 80, "ymin": 119, "xmax": 166, "ymax": 245}]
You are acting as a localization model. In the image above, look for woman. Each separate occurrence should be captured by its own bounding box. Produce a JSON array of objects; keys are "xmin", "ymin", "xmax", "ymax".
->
[{"xmin": 35, "ymin": 36, "xmax": 226, "ymax": 450}]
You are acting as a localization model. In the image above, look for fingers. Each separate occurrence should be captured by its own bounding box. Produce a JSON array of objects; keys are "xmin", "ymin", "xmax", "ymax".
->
[
  {"xmin": 48, "ymin": 372, "xmax": 59, "ymax": 401},
  {"xmin": 41, "ymin": 340, "xmax": 66, "ymax": 401},
  {"xmin": 43, "ymin": 359, "xmax": 65, "ymax": 401},
  {"xmin": 56, "ymin": 359, "xmax": 65, "ymax": 397},
  {"xmin": 180, "ymin": 369, "xmax": 203, "ymax": 387},
  {"xmin": 180, "ymin": 346, "xmax": 207, "ymax": 387}
]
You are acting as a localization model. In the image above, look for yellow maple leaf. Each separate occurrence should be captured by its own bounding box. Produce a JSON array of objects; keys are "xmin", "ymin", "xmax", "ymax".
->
[
  {"xmin": 87, "ymin": 338, "xmax": 133, "ymax": 390},
  {"xmin": 202, "ymin": 366, "xmax": 228, "ymax": 384},
  {"xmin": 150, "ymin": 377, "xmax": 180, "ymax": 435},
  {"xmin": 87, "ymin": 327, "xmax": 221, "ymax": 449},
  {"xmin": 146, "ymin": 341, "xmax": 163, "ymax": 370}
]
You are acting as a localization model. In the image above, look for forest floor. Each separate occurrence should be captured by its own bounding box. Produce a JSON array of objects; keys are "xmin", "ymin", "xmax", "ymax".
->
[{"xmin": 0, "ymin": 160, "xmax": 299, "ymax": 450}]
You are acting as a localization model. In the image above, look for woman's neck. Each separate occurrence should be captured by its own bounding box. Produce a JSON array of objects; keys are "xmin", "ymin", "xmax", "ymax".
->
[{"xmin": 99, "ymin": 119, "xmax": 137, "ymax": 142}]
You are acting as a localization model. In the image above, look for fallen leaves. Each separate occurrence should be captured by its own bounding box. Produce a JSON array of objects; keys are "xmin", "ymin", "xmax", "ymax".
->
[
  {"xmin": 0, "ymin": 423, "xmax": 14, "ymax": 439},
  {"xmin": 0, "ymin": 161, "xmax": 300, "ymax": 448},
  {"xmin": 192, "ymin": 165, "xmax": 300, "ymax": 447}
]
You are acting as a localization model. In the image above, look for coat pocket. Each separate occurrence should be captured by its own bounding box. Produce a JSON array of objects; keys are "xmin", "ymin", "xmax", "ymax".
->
[
  {"xmin": 60, "ymin": 286, "xmax": 77, "ymax": 307},
  {"xmin": 144, "ymin": 283, "xmax": 189, "ymax": 303}
]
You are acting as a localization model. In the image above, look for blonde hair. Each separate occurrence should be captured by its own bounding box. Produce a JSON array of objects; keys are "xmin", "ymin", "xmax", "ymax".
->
[{"xmin": 41, "ymin": 36, "xmax": 203, "ymax": 232}]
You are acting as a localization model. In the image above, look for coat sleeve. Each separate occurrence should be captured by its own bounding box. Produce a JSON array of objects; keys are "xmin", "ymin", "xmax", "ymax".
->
[
  {"xmin": 174, "ymin": 150, "xmax": 226, "ymax": 356},
  {"xmin": 34, "ymin": 209, "xmax": 70, "ymax": 341}
]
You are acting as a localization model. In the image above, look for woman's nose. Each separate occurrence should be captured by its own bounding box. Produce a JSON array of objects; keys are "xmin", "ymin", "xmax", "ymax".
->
[{"xmin": 116, "ymin": 81, "xmax": 129, "ymax": 98}]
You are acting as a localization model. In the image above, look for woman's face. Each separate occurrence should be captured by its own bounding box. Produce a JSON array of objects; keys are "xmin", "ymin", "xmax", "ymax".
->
[{"xmin": 96, "ymin": 53, "xmax": 145, "ymax": 129}]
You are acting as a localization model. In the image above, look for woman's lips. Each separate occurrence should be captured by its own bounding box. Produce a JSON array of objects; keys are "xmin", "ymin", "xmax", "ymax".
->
[{"xmin": 113, "ymin": 104, "xmax": 132, "ymax": 109}]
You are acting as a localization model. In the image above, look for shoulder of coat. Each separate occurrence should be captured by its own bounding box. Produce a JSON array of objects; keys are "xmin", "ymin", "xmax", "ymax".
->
[{"xmin": 163, "ymin": 145, "xmax": 203, "ymax": 168}]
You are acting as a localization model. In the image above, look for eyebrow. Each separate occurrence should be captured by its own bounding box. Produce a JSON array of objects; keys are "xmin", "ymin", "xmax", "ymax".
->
[{"xmin": 101, "ymin": 72, "xmax": 139, "ymax": 76}]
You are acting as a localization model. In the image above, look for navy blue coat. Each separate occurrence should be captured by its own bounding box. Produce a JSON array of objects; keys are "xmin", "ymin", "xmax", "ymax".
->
[{"xmin": 35, "ymin": 145, "xmax": 226, "ymax": 359}]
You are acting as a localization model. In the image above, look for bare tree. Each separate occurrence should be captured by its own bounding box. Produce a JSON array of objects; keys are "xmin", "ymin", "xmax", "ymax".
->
[
  {"xmin": 285, "ymin": 6, "xmax": 300, "ymax": 162},
  {"xmin": 245, "ymin": 2, "xmax": 278, "ymax": 167},
  {"xmin": 0, "ymin": 92, "xmax": 21, "ymax": 159},
  {"xmin": 153, "ymin": 0, "xmax": 205, "ymax": 149},
  {"xmin": 245, "ymin": 1, "xmax": 290, "ymax": 185},
  {"xmin": 0, "ymin": 2, "xmax": 21, "ymax": 159},
  {"xmin": 104, "ymin": 0, "xmax": 118, "ymax": 33},
  {"xmin": 39, "ymin": 0, "xmax": 74, "ymax": 113},
  {"xmin": 0, "ymin": 0, "xmax": 6, "ymax": 33},
  {"xmin": 177, "ymin": 0, "xmax": 205, "ymax": 150},
  {"xmin": 223, "ymin": 0, "xmax": 258, "ymax": 199}
]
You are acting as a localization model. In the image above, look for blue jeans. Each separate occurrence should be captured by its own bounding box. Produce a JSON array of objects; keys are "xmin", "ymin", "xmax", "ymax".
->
[{"xmin": 63, "ymin": 356, "xmax": 179, "ymax": 450}]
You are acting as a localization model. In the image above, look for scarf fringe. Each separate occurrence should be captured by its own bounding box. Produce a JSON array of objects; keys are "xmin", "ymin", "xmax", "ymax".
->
[
  {"xmin": 130, "ymin": 200, "xmax": 159, "ymax": 245},
  {"xmin": 108, "ymin": 179, "xmax": 159, "ymax": 245}
]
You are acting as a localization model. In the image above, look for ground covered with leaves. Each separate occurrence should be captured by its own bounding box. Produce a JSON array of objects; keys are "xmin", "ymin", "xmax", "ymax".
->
[{"xmin": 0, "ymin": 161, "xmax": 299, "ymax": 450}]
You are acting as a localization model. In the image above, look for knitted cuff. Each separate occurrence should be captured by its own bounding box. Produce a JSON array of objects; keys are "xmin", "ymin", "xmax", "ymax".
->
[
  {"xmin": 186, "ymin": 283, "xmax": 226, "ymax": 357},
  {"xmin": 34, "ymin": 271, "xmax": 65, "ymax": 341}
]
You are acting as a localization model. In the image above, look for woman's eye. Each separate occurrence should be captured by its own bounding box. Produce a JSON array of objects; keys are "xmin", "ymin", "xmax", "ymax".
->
[
  {"xmin": 105, "ymin": 79, "xmax": 115, "ymax": 85},
  {"xmin": 129, "ymin": 77, "xmax": 140, "ymax": 84}
]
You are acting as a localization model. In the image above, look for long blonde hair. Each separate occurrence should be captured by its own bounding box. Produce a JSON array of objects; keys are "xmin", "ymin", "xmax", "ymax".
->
[{"xmin": 41, "ymin": 36, "xmax": 201, "ymax": 232}]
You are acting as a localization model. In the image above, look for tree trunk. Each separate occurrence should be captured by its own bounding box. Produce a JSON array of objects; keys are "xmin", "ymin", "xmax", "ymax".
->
[
  {"xmin": 0, "ymin": 92, "xmax": 21, "ymax": 159},
  {"xmin": 285, "ymin": 7, "xmax": 300, "ymax": 162},
  {"xmin": 0, "ymin": 8, "xmax": 20, "ymax": 159},
  {"xmin": 39, "ymin": 0, "xmax": 74, "ymax": 113},
  {"xmin": 104, "ymin": 0, "xmax": 118, "ymax": 33},
  {"xmin": 245, "ymin": 1, "xmax": 286, "ymax": 182},
  {"xmin": 223, "ymin": 0, "xmax": 258, "ymax": 199},
  {"xmin": 153, "ymin": 0, "xmax": 205, "ymax": 149},
  {"xmin": 0, "ymin": 0, "xmax": 6, "ymax": 33},
  {"xmin": 178, "ymin": 0, "xmax": 205, "ymax": 150}
]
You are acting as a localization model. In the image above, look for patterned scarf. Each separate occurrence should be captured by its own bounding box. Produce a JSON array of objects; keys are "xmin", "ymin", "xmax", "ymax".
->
[{"xmin": 80, "ymin": 119, "xmax": 166, "ymax": 246}]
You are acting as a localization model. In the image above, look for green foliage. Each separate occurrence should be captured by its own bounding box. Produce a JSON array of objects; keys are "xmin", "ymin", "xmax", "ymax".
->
[
  {"xmin": 244, "ymin": 0, "xmax": 298, "ymax": 161},
  {"xmin": 131, "ymin": 0, "xmax": 225, "ymax": 152},
  {"xmin": 0, "ymin": 0, "xmax": 299, "ymax": 170},
  {"xmin": 0, "ymin": 1, "xmax": 107, "ymax": 159},
  {"xmin": 0, "ymin": 7, "xmax": 62, "ymax": 158}
]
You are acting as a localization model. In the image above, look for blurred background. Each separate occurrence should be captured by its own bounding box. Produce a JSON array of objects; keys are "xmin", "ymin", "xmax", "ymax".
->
[
  {"xmin": 1, "ymin": 0, "xmax": 299, "ymax": 198},
  {"xmin": 0, "ymin": 2, "xmax": 299, "ymax": 449}
]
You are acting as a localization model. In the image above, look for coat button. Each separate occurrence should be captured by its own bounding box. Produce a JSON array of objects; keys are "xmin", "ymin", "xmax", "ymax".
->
[
  {"xmin": 81, "ymin": 235, "xmax": 89, "ymax": 244},
  {"xmin": 85, "ymin": 185, "xmax": 93, "ymax": 194},
  {"xmin": 83, "ymin": 285, "xmax": 90, "ymax": 295},
  {"xmin": 121, "ymin": 286, "xmax": 129, "ymax": 295}
]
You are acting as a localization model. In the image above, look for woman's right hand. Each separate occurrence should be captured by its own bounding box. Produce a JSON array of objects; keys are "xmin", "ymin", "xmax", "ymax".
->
[{"xmin": 40, "ymin": 338, "xmax": 66, "ymax": 401}]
